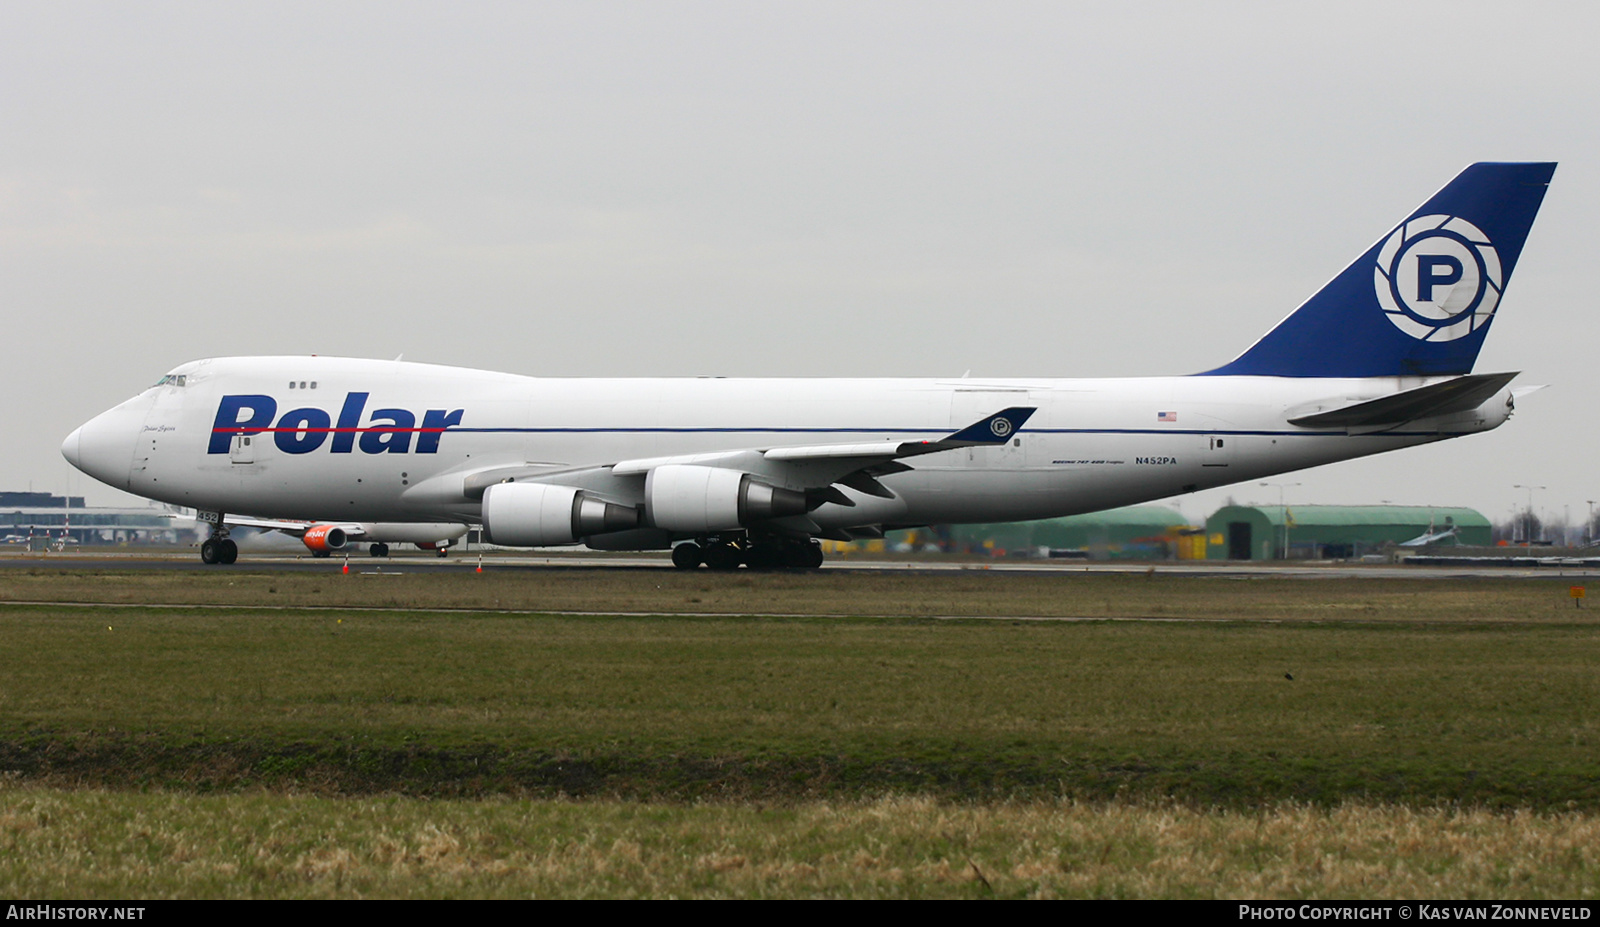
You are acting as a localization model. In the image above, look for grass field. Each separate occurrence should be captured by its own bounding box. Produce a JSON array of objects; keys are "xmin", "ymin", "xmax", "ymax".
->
[
  {"xmin": 5, "ymin": 790, "xmax": 1598, "ymax": 899},
  {"xmin": 2, "ymin": 566, "xmax": 1597, "ymax": 897}
]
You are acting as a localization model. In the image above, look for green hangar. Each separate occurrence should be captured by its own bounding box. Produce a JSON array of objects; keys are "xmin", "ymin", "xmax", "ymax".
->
[{"xmin": 1204, "ymin": 505, "xmax": 1492, "ymax": 560}]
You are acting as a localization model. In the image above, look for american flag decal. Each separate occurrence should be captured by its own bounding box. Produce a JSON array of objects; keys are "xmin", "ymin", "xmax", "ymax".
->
[{"xmin": 1157, "ymin": 411, "xmax": 1177, "ymax": 423}]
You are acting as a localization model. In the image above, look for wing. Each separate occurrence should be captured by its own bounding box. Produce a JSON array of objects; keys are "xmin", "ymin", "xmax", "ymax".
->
[
  {"xmin": 614, "ymin": 405, "xmax": 1036, "ymax": 492},
  {"xmin": 412, "ymin": 406, "xmax": 1038, "ymax": 546},
  {"xmin": 217, "ymin": 515, "xmax": 369, "ymax": 541},
  {"xmin": 453, "ymin": 406, "xmax": 1037, "ymax": 503}
]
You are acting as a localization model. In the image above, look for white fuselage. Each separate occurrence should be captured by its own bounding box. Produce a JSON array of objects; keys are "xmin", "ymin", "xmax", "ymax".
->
[{"xmin": 63, "ymin": 356, "xmax": 1511, "ymax": 538}]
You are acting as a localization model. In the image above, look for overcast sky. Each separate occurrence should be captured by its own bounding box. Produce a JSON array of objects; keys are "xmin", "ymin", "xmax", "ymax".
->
[{"xmin": 4, "ymin": 1, "xmax": 1596, "ymax": 530}]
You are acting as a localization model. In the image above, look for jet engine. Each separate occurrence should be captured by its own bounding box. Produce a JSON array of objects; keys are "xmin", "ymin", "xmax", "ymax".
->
[
  {"xmin": 645, "ymin": 464, "xmax": 808, "ymax": 533},
  {"xmin": 481, "ymin": 482, "xmax": 640, "ymax": 547},
  {"xmin": 302, "ymin": 524, "xmax": 349, "ymax": 553}
]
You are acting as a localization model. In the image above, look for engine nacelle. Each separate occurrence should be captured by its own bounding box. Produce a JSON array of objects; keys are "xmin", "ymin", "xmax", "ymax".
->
[
  {"xmin": 302, "ymin": 524, "xmax": 349, "ymax": 553},
  {"xmin": 645, "ymin": 464, "xmax": 808, "ymax": 533},
  {"xmin": 481, "ymin": 482, "xmax": 640, "ymax": 547}
]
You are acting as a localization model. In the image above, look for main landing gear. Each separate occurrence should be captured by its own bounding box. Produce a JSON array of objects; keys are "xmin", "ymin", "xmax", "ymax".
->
[
  {"xmin": 199, "ymin": 538, "xmax": 237, "ymax": 564},
  {"xmin": 671, "ymin": 534, "xmax": 824, "ymax": 571},
  {"xmin": 199, "ymin": 531, "xmax": 238, "ymax": 565}
]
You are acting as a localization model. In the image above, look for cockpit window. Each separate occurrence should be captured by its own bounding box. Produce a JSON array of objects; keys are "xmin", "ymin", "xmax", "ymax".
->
[{"xmin": 152, "ymin": 374, "xmax": 188, "ymax": 388}]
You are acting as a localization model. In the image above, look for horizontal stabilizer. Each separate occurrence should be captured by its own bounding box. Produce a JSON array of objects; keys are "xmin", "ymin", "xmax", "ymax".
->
[{"xmin": 1288, "ymin": 372, "xmax": 1517, "ymax": 428}]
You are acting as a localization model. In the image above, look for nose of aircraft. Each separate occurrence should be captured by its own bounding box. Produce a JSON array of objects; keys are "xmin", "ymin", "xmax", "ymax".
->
[
  {"xmin": 61, "ymin": 427, "xmax": 83, "ymax": 469},
  {"xmin": 62, "ymin": 399, "xmax": 148, "ymax": 490}
]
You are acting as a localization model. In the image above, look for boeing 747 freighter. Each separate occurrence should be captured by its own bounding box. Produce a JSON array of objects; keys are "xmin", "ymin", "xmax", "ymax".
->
[{"xmin": 62, "ymin": 163, "xmax": 1555, "ymax": 568}]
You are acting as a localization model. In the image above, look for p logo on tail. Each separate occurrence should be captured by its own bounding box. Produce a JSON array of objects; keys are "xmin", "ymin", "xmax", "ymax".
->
[
  {"xmin": 1204, "ymin": 162, "xmax": 1555, "ymax": 378},
  {"xmin": 1374, "ymin": 214, "xmax": 1501, "ymax": 342}
]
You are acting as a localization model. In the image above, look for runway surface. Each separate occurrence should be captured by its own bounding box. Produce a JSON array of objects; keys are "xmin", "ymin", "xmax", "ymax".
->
[{"xmin": 4, "ymin": 549, "xmax": 1597, "ymax": 580}]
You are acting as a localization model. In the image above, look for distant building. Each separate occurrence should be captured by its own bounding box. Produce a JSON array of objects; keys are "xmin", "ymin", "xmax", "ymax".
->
[
  {"xmin": 1204, "ymin": 504, "xmax": 1491, "ymax": 560},
  {"xmin": 0, "ymin": 491, "xmax": 84, "ymax": 508},
  {"xmin": 0, "ymin": 491, "xmax": 198, "ymax": 546}
]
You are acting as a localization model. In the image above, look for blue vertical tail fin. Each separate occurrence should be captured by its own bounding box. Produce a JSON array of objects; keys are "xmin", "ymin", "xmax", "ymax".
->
[{"xmin": 1201, "ymin": 162, "xmax": 1555, "ymax": 378}]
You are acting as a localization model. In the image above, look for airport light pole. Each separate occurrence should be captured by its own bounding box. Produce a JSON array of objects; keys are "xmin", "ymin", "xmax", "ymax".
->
[
  {"xmin": 1513, "ymin": 484, "xmax": 1545, "ymax": 544},
  {"xmin": 1588, "ymin": 500, "xmax": 1596, "ymax": 547},
  {"xmin": 1261, "ymin": 481, "xmax": 1300, "ymax": 559}
]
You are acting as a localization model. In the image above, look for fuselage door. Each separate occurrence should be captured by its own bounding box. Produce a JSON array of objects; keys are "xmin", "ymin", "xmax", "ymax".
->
[
  {"xmin": 230, "ymin": 434, "xmax": 256, "ymax": 465},
  {"xmin": 1201, "ymin": 434, "xmax": 1235, "ymax": 468}
]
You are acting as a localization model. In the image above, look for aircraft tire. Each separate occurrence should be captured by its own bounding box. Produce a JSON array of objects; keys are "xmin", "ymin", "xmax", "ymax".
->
[
  {"xmin": 311, "ymin": 550, "xmax": 331, "ymax": 559},
  {"xmin": 437, "ymin": 548, "xmax": 448, "ymax": 558},
  {"xmin": 779, "ymin": 542, "xmax": 824, "ymax": 570},
  {"xmin": 370, "ymin": 543, "xmax": 389, "ymax": 558},
  {"xmin": 671, "ymin": 543, "xmax": 703, "ymax": 570},
  {"xmin": 200, "ymin": 540, "xmax": 221, "ymax": 565},
  {"xmin": 743, "ymin": 544, "xmax": 781, "ymax": 571},
  {"xmin": 219, "ymin": 539, "xmax": 238, "ymax": 565},
  {"xmin": 703, "ymin": 543, "xmax": 742, "ymax": 571}
]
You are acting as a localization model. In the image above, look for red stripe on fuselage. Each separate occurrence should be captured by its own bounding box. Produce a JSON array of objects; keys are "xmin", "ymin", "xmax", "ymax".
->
[{"xmin": 212, "ymin": 427, "xmax": 449, "ymax": 433}]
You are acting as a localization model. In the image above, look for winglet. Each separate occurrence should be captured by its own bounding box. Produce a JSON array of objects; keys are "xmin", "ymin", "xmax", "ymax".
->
[{"xmin": 943, "ymin": 407, "xmax": 1035, "ymax": 444}]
